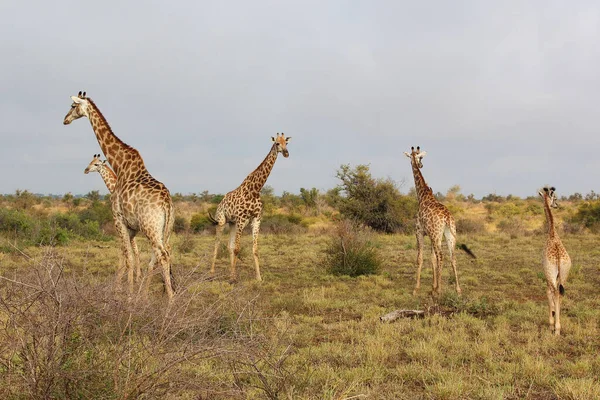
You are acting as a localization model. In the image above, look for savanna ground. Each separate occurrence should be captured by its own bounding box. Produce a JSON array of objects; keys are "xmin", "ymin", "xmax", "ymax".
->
[{"xmin": 1, "ymin": 222, "xmax": 599, "ymax": 399}]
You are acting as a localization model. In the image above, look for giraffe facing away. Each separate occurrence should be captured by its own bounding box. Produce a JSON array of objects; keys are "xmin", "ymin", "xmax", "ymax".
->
[
  {"xmin": 539, "ymin": 186, "xmax": 571, "ymax": 336},
  {"xmin": 404, "ymin": 146, "xmax": 475, "ymax": 297},
  {"xmin": 209, "ymin": 133, "xmax": 291, "ymax": 282},
  {"xmin": 84, "ymin": 154, "xmax": 141, "ymax": 282},
  {"xmin": 64, "ymin": 92, "xmax": 175, "ymax": 299}
]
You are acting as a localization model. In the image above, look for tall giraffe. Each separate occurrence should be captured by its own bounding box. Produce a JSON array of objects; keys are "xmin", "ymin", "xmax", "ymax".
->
[
  {"xmin": 64, "ymin": 91, "xmax": 175, "ymax": 299},
  {"xmin": 209, "ymin": 133, "xmax": 291, "ymax": 282},
  {"xmin": 539, "ymin": 186, "xmax": 571, "ymax": 336},
  {"xmin": 84, "ymin": 154, "xmax": 141, "ymax": 282},
  {"xmin": 404, "ymin": 146, "xmax": 474, "ymax": 297}
]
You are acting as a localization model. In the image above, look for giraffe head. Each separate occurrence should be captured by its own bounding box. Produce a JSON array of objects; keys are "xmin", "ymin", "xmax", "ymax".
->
[
  {"xmin": 404, "ymin": 146, "xmax": 427, "ymax": 168},
  {"xmin": 539, "ymin": 186, "xmax": 559, "ymax": 208},
  {"xmin": 271, "ymin": 132, "xmax": 292, "ymax": 158},
  {"xmin": 63, "ymin": 91, "xmax": 90, "ymax": 125},
  {"xmin": 84, "ymin": 154, "xmax": 106, "ymax": 174}
]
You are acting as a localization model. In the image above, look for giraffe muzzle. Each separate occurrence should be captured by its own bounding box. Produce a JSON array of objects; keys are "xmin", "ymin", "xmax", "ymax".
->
[{"xmin": 282, "ymin": 150, "xmax": 289, "ymax": 158}]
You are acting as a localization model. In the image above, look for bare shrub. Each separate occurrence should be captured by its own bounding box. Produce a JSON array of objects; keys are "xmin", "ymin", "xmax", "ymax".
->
[
  {"xmin": 177, "ymin": 232, "xmax": 195, "ymax": 254},
  {"xmin": 561, "ymin": 221, "xmax": 586, "ymax": 235},
  {"xmin": 323, "ymin": 220, "xmax": 381, "ymax": 277},
  {"xmin": 0, "ymin": 246, "xmax": 297, "ymax": 399},
  {"xmin": 456, "ymin": 218, "xmax": 486, "ymax": 234},
  {"xmin": 260, "ymin": 214, "xmax": 307, "ymax": 235}
]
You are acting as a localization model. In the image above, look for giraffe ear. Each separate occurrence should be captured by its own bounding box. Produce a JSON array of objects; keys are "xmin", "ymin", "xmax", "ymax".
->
[
  {"xmin": 71, "ymin": 96, "xmax": 83, "ymax": 104},
  {"xmin": 285, "ymin": 137, "xmax": 292, "ymax": 143},
  {"xmin": 404, "ymin": 152, "xmax": 411, "ymax": 158},
  {"xmin": 419, "ymin": 151, "xmax": 427, "ymax": 158},
  {"xmin": 271, "ymin": 137, "xmax": 276, "ymax": 142}
]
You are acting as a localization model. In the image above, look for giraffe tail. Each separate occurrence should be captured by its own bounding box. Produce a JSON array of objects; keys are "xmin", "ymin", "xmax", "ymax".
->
[
  {"xmin": 458, "ymin": 244, "xmax": 477, "ymax": 259},
  {"xmin": 207, "ymin": 211, "xmax": 218, "ymax": 225},
  {"xmin": 557, "ymin": 255, "xmax": 564, "ymax": 296}
]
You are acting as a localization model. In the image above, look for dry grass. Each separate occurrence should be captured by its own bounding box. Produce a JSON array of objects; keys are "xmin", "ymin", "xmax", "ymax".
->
[{"xmin": 1, "ymin": 227, "xmax": 599, "ymax": 399}]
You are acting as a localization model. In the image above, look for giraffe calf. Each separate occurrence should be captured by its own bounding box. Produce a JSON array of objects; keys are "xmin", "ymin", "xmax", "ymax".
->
[
  {"xmin": 539, "ymin": 186, "xmax": 571, "ymax": 336},
  {"xmin": 84, "ymin": 154, "xmax": 141, "ymax": 283}
]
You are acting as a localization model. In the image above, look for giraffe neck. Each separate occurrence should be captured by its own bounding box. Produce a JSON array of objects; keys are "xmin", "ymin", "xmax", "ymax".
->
[
  {"xmin": 411, "ymin": 160, "xmax": 435, "ymax": 205},
  {"xmin": 240, "ymin": 144, "xmax": 279, "ymax": 195},
  {"xmin": 86, "ymin": 99, "xmax": 145, "ymax": 179},
  {"xmin": 98, "ymin": 165, "xmax": 117, "ymax": 193},
  {"xmin": 542, "ymin": 198, "xmax": 557, "ymax": 237}
]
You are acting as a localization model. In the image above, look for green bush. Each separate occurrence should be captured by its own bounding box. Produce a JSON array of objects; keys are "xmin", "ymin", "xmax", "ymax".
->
[
  {"xmin": 570, "ymin": 201, "xmax": 600, "ymax": 232},
  {"xmin": 324, "ymin": 220, "xmax": 381, "ymax": 277},
  {"xmin": 497, "ymin": 217, "xmax": 526, "ymax": 237},
  {"xmin": 78, "ymin": 201, "xmax": 113, "ymax": 227},
  {"xmin": 0, "ymin": 207, "xmax": 108, "ymax": 246},
  {"xmin": 190, "ymin": 213, "xmax": 213, "ymax": 233},
  {"xmin": 0, "ymin": 208, "xmax": 33, "ymax": 236}
]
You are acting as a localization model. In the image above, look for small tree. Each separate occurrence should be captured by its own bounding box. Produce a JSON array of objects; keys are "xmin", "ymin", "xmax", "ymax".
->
[
  {"xmin": 85, "ymin": 190, "xmax": 101, "ymax": 203},
  {"xmin": 14, "ymin": 189, "xmax": 39, "ymax": 210},
  {"xmin": 335, "ymin": 164, "xmax": 417, "ymax": 233},
  {"xmin": 261, "ymin": 185, "xmax": 278, "ymax": 215}
]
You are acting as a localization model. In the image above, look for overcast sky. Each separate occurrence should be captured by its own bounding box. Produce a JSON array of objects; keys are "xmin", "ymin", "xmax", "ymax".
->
[{"xmin": 1, "ymin": 1, "xmax": 599, "ymax": 198}]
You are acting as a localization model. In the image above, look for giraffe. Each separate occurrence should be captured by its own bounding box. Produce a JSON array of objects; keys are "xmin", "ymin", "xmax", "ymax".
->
[
  {"xmin": 64, "ymin": 91, "xmax": 175, "ymax": 299},
  {"xmin": 208, "ymin": 133, "xmax": 291, "ymax": 282},
  {"xmin": 84, "ymin": 154, "xmax": 141, "ymax": 282},
  {"xmin": 404, "ymin": 146, "xmax": 474, "ymax": 297},
  {"xmin": 539, "ymin": 186, "xmax": 571, "ymax": 336}
]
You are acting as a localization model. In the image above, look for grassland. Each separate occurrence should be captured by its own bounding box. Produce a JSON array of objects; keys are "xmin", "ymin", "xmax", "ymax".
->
[{"xmin": 1, "ymin": 226, "xmax": 599, "ymax": 399}]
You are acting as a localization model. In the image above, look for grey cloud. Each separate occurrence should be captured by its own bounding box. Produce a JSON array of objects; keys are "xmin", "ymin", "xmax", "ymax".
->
[{"xmin": 1, "ymin": 1, "xmax": 599, "ymax": 197}]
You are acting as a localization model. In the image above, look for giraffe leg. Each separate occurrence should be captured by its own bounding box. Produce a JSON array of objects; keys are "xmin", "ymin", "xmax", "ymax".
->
[
  {"xmin": 413, "ymin": 224, "xmax": 425, "ymax": 295},
  {"xmin": 130, "ymin": 234, "xmax": 141, "ymax": 283},
  {"xmin": 150, "ymin": 238, "xmax": 175, "ymax": 300},
  {"xmin": 546, "ymin": 284, "xmax": 555, "ymax": 329},
  {"xmin": 113, "ymin": 217, "xmax": 135, "ymax": 295},
  {"xmin": 229, "ymin": 220, "xmax": 249, "ymax": 282},
  {"xmin": 251, "ymin": 216, "xmax": 262, "ymax": 281},
  {"xmin": 430, "ymin": 243, "xmax": 437, "ymax": 295},
  {"xmin": 554, "ymin": 286, "xmax": 561, "ymax": 336},
  {"xmin": 143, "ymin": 252, "xmax": 156, "ymax": 298},
  {"xmin": 445, "ymin": 226, "xmax": 461, "ymax": 295},
  {"xmin": 432, "ymin": 237, "xmax": 444, "ymax": 298},
  {"xmin": 211, "ymin": 223, "xmax": 225, "ymax": 277}
]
